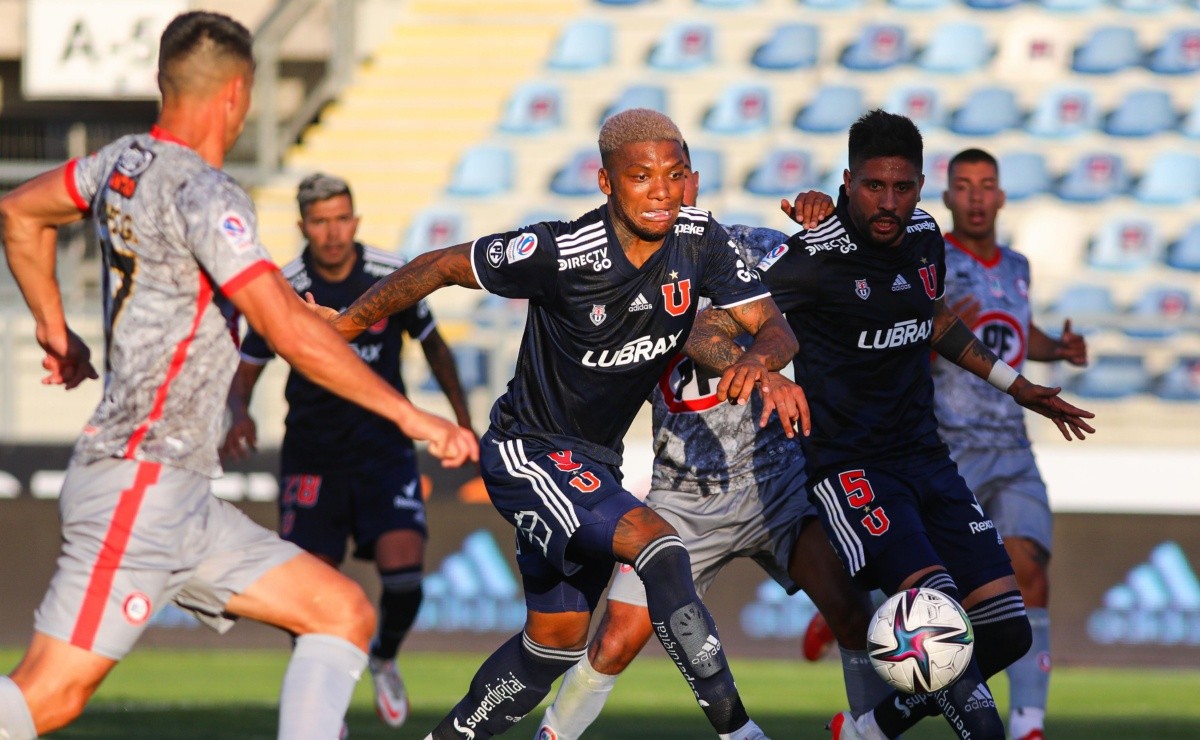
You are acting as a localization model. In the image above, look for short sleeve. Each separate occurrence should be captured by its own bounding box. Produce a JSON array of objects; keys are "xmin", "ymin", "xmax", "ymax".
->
[
  {"xmin": 401, "ymin": 299, "xmax": 437, "ymax": 341},
  {"xmin": 239, "ymin": 325, "xmax": 274, "ymax": 364},
  {"xmin": 177, "ymin": 173, "xmax": 276, "ymax": 296},
  {"xmin": 756, "ymin": 233, "xmax": 816, "ymax": 315},
  {"xmin": 469, "ymin": 223, "xmax": 558, "ymax": 302},
  {"xmin": 699, "ymin": 220, "xmax": 771, "ymax": 310},
  {"xmin": 65, "ymin": 154, "xmax": 105, "ymax": 214}
]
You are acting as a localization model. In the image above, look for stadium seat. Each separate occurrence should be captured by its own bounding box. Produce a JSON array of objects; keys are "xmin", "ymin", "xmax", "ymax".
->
[
  {"xmin": 698, "ymin": 0, "xmax": 758, "ymax": 6},
  {"xmin": 1152, "ymin": 357, "xmax": 1200, "ymax": 402},
  {"xmin": 498, "ymin": 82, "xmax": 563, "ymax": 135},
  {"xmin": 1104, "ymin": 90, "xmax": 1176, "ymax": 137},
  {"xmin": 1073, "ymin": 27, "xmax": 1140, "ymax": 74},
  {"xmin": 1182, "ymin": 93, "xmax": 1200, "ymax": 139},
  {"xmin": 447, "ymin": 145, "xmax": 513, "ymax": 197},
  {"xmin": 840, "ymin": 25, "xmax": 910, "ymax": 71},
  {"xmin": 745, "ymin": 149, "xmax": 820, "ymax": 196},
  {"xmin": 1056, "ymin": 153, "xmax": 1129, "ymax": 203},
  {"xmin": 703, "ymin": 83, "xmax": 772, "ymax": 135},
  {"xmin": 962, "ymin": 0, "xmax": 1021, "ymax": 9},
  {"xmin": 949, "ymin": 87, "xmax": 1021, "ymax": 136},
  {"xmin": 883, "ymin": 86, "xmax": 944, "ymax": 130},
  {"xmin": 820, "ymin": 154, "xmax": 850, "ymax": 197},
  {"xmin": 1124, "ymin": 285, "xmax": 1193, "ymax": 338},
  {"xmin": 1088, "ymin": 216, "xmax": 1163, "ymax": 270},
  {"xmin": 1147, "ymin": 29, "xmax": 1200, "ymax": 74},
  {"xmin": 648, "ymin": 22, "xmax": 715, "ymax": 71},
  {"xmin": 751, "ymin": 23, "xmax": 819, "ymax": 71},
  {"xmin": 1067, "ymin": 355, "xmax": 1150, "ymax": 399},
  {"xmin": 795, "ymin": 86, "xmax": 865, "ymax": 133},
  {"xmin": 1115, "ymin": 0, "xmax": 1178, "ymax": 12},
  {"xmin": 1166, "ymin": 222, "xmax": 1200, "ymax": 271},
  {"xmin": 549, "ymin": 149, "xmax": 603, "ymax": 197},
  {"xmin": 548, "ymin": 20, "xmax": 613, "ymax": 71},
  {"xmin": 998, "ymin": 151, "xmax": 1051, "ymax": 200},
  {"xmin": 1134, "ymin": 152, "xmax": 1200, "ymax": 205},
  {"xmin": 401, "ymin": 208, "xmax": 465, "ymax": 258},
  {"xmin": 602, "ymin": 85, "xmax": 668, "ymax": 122},
  {"xmin": 1048, "ymin": 284, "xmax": 1118, "ymax": 334},
  {"xmin": 1038, "ymin": 0, "xmax": 1102, "ymax": 11},
  {"xmin": 889, "ymin": 0, "xmax": 949, "ymax": 9},
  {"xmin": 688, "ymin": 147, "xmax": 725, "ymax": 195},
  {"xmin": 916, "ymin": 23, "xmax": 989, "ymax": 74},
  {"xmin": 923, "ymin": 150, "xmax": 953, "ymax": 196},
  {"xmin": 800, "ymin": 0, "xmax": 863, "ymax": 10},
  {"xmin": 1026, "ymin": 87, "xmax": 1097, "ymax": 137}
]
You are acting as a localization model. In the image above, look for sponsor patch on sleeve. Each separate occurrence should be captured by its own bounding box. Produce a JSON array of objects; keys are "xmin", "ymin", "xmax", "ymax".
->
[
  {"xmin": 505, "ymin": 232, "xmax": 538, "ymax": 264},
  {"xmin": 219, "ymin": 211, "xmax": 256, "ymax": 254},
  {"xmin": 755, "ymin": 243, "xmax": 789, "ymax": 272},
  {"xmin": 486, "ymin": 237, "xmax": 505, "ymax": 268}
]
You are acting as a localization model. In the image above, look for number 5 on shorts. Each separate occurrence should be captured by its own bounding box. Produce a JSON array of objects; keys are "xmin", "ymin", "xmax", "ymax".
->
[{"xmin": 838, "ymin": 469, "xmax": 890, "ymax": 536}]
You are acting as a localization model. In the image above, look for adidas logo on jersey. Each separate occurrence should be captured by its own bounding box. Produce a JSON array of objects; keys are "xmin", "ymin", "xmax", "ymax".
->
[
  {"xmin": 628, "ymin": 293, "xmax": 653, "ymax": 312},
  {"xmin": 892, "ymin": 274, "xmax": 911, "ymax": 291},
  {"xmin": 1087, "ymin": 540, "xmax": 1200, "ymax": 647}
]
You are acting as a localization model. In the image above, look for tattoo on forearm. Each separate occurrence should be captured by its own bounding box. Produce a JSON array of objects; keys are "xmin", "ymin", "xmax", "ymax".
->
[
  {"xmin": 933, "ymin": 317, "xmax": 999, "ymax": 371},
  {"xmin": 343, "ymin": 245, "xmax": 476, "ymax": 331},
  {"xmin": 685, "ymin": 309, "xmax": 744, "ymax": 374}
]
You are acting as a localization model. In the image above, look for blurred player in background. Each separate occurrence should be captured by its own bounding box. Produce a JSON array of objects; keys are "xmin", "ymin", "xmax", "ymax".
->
[
  {"xmin": 0, "ymin": 12, "xmax": 475, "ymax": 739},
  {"xmin": 318, "ymin": 108, "xmax": 799, "ymax": 740},
  {"xmin": 934, "ymin": 148, "xmax": 1088, "ymax": 740},
  {"xmin": 536, "ymin": 154, "xmax": 889, "ymax": 740},
  {"xmin": 222, "ymin": 172, "xmax": 475, "ymax": 730}
]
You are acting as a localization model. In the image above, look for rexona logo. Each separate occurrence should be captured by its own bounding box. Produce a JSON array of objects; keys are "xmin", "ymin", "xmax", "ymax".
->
[
  {"xmin": 740, "ymin": 578, "xmax": 820, "ymax": 639},
  {"xmin": 413, "ymin": 530, "xmax": 525, "ymax": 634},
  {"xmin": 581, "ymin": 330, "xmax": 684, "ymax": 368},
  {"xmin": 857, "ymin": 318, "xmax": 933, "ymax": 349},
  {"xmin": 1087, "ymin": 541, "xmax": 1200, "ymax": 647}
]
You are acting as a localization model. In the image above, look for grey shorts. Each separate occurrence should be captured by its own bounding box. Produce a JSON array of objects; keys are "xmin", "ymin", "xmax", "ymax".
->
[
  {"xmin": 35, "ymin": 457, "xmax": 301, "ymax": 660},
  {"xmin": 608, "ymin": 460, "xmax": 813, "ymax": 607},
  {"xmin": 953, "ymin": 446, "xmax": 1053, "ymax": 554}
]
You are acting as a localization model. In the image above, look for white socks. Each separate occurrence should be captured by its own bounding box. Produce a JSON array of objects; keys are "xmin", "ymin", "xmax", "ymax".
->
[
  {"xmin": 720, "ymin": 718, "xmax": 768, "ymax": 740},
  {"xmin": 537, "ymin": 657, "xmax": 619, "ymax": 740},
  {"xmin": 278, "ymin": 634, "xmax": 367, "ymax": 740},
  {"xmin": 0, "ymin": 677, "xmax": 36, "ymax": 740}
]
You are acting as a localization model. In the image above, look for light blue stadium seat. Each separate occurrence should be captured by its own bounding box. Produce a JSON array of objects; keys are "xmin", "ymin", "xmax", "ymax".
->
[
  {"xmin": 1166, "ymin": 222, "xmax": 1200, "ymax": 271},
  {"xmin": 1124, "ymin": 285, "xmax": 1193, "ymax": 338},
  {"xmin": 602, "ymin": 85, "xmax": 668, "ymax": 122},
  {"xmin": 698, "ymin": 0, "xmax": 758, "ymax": 6},
  {"xmin": 745, "ymin": 149, "xmax": 820, "ymax": 196},
  {"xmin": 1049, "ymin": 284, "xmax": 1119, "ymax": 334},
  {"xmin": 800, "ymin": 0, "xmax": 862, "ymax": 9},
  {"xmin": 950, "ymin": 87, "xmax": 1021, "ymax": 136},
  {"xmin": 498, "ymin": 82, "xmax": 562, "ymax": 135},
  {"xmin": 1073, "ymin": 27, "xmax": 1140, "ymax": 74},
  {"xmin": 688, "ymin": 148, "xmax": 725, "ymax": 195},
  {"xmin": 1105, "ymin": 89, "xmax": 1176, "ymax": 137},
  {"xmin": 883, "ymin": 86, "xmax": 944, "ymax": 130},
  {"xmin": 1116, "ymin": 0, "xmax": 1177, "ymax": 12},
  {"xmin": 1088, "ymin": 216, "xmax": 1162, "ymax": 270},
  {"xmin": 889, "ymin": 0, "xmax": 949, "ymax": 9},
  {"xmin": 963, "ymin": 0, "xmax": 1020, "ymax": 8},
  {"xmin": 841, "ymin": 25, "xmax": 910, "ymax": 71},
  {"xmin": 1153, "ymin": 357, "xmax": 1200, "ymax": 401},
  {"xmin": 516, "ymin": 210, "xmax": 568, "ymax": 229},
  {"xmin": 820, "ymin": 154, "xmax": 850, "ymax": 197},
  {"xmin": 447, "ymin": 145, "xmax": 513, "ymax": 197},
  {"xmin": 1135, "ymin": 152, "xmax": 1200, "ymax": 205},
  {"xmin": 1056, "ymin": 153, "xmax": 1129, "ymax": 203},
  {"xmin": 751, "ymin": 23, "xmax": 819, "ymax": 70},
  {"xmin": 1147, "ymin": 29, "xmax": 1200, "ymax": 74},
  {"xmin": 550, "ymin": 149, "xmax": 603, "ymax": 197},
  {"xmin": 1038, "ymin": 0, "xmax": 1102, "ymax": 11},
  {"xmin": 648, "ymin": 22, "xmax": 715, "ymax": 71},
  {"xmin": 917, "ymin": 23, "xmax": 988, "ymax": 73},
  {"xmin": 923, "ymin": 150, "xmax": 953, "ymax": 195},
  {"xmin": 401, "ymin": 208, "xmax": 464, "ymax": 258},
  {"xmin": 998, "ymin": 151, "xmax": 1050, "ymax": 200},
  {"xmin": 1182, "ymin": 94, "xmax": 1200, "ymax": 138},
  {"xmin": 704, "ymin": 83, "xmax": 772, "ymax": 134},
  {"xmin": 548, "ymin": 20, "xmax": 612, "ymax": 71},
  {"xmin": 795, "ymin": 86, "xmax": 865, "ymax": 133},
  {"xmin": 1068, "ymin": 355, "xmax": 1150, "ymax": 399},
  {"xmin": 1026, "ymin": 87, "xmax": 1097, "ymax": 137}
]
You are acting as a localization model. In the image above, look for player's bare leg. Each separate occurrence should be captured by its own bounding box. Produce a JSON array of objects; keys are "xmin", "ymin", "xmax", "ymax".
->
[
  {"xmin": 1003, "ymin": 537, "xmax": 1051, "ymax": 740},
  {"xmin": 227, "ymin": 551, "xmax": 375, "ymax": 740},
  {"xmin": 2, "ymin": 633, "xmax": 116, "ymax": 736},
  {"xmin": 369, "ymin": 528, "xmax": 425, "ymax": 728}
]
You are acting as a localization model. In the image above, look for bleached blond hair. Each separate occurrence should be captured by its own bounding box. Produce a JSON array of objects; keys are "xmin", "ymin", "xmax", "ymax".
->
[{"xmin": 598, "ymin": 108, "xmax": 684, "ymax": 167}]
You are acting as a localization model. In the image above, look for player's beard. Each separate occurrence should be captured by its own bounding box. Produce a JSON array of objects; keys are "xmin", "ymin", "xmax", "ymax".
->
[{"xmin": 612, "ymin": 198, "xmax": 674, "ymax": 243}]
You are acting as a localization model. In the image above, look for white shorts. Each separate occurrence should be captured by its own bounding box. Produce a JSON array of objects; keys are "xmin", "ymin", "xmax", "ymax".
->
[{"xmin": 34, "ymin": 457, "xmax": 301, "ymax": 660}]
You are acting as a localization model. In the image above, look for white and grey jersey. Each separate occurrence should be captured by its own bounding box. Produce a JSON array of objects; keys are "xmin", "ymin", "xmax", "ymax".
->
[
  {"xmin": 932, "ymin": 237, "xmax": 1033, "ymax": 451},
  {"xmin": 650, "ymin": 226, "xmax": 800, "ymax": 495},
  {"xmin": 65, "ymin": 128, "xmax": 276, "ymax": 477}
]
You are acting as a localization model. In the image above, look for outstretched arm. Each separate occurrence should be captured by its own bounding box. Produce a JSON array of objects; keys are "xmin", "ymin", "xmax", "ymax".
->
[
  {"xmin": 333, "ymin": 242, "xmax": 479, "ymax": 340},
  {"xmin": 931, "ymin": 297, "xmax": 1095, "ymax": 441}
]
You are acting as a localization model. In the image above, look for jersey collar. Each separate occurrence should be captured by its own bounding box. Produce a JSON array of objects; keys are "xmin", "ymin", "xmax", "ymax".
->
[
  {"xmin": 945, "ymin": 232, "xmax": 1002, "ymax": 269},
  {"xmin": 150, "ymin": 125, "xmax": 188, "ymax": 146}
]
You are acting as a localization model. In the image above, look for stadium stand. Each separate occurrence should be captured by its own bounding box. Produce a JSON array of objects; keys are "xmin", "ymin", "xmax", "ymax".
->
[
  {"xmin": 751, "ymin": 23, "xmax": 820, "ymax": 70},
  {"xmin": 1056, "ymin": 153, "xmax": 1129, "ymax": 203}
]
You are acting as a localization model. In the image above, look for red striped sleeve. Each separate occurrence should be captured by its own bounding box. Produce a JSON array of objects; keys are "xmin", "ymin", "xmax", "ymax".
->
[
  {"xmin": 221, "ymin": 260, "xmax": 277, "ymax": 296},
  {"xmin": 63, "ymin": 159, "xmax": 89, "ymax": 213}
]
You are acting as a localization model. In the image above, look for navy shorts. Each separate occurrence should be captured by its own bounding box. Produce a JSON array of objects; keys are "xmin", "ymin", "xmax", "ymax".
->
[
  {"xmin": 480, "ymin": 430, "xmax": 642, "ymax": 615},
  {"xmin": 278, "ymin": 448, "xmax": 425, "ymax": 563},
  {"xmin": 808, "ymin": 455, "xmax": 1013, "ymax": 597}
]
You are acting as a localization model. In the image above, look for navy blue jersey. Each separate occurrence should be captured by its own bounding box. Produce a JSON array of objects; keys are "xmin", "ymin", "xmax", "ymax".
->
[
  {"xmin": 470, "ymin": 205, "xmax": 769, "ymax": 467},
  {"xmin": 241, "ymin": 243, "xmax": 435, "ymax": 468},
  {"xmin": 757, "ymin": 188, "xmax": 948, "ymax": 477}
]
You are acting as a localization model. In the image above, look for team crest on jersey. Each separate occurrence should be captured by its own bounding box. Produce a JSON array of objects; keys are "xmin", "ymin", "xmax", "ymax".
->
[
  {"xmin": 756, "ymin": 243, "xmax": 789, "ymax": 272},
  {"xmin": 974, "ymin": 310, "xmax": 1026, "ymax": 366},
  {"xmin": 855, "ymin": 278, "xmax": 871, "ymax": 300},
  {"xmin": 485, "ymin": 238, "xmax": 505, "ymax": 268},
  {"xmin": 661, "ymin": 279, "xmax": 692, "ymax": 316},
  {"xmin": 918, "ymin": 265, "xmax": 939, "ymax": 299},
  {"xmin": 506, "ymin": 233, "xmax": 538, "ymax": 264},
  {"xmin": 1016, "ymin": 277, "xmax": 1029, "ymax": 298},
  {"xmin": 123, "ymin": 592, "xmax": 152, "ymax": 626},
  {"xmin": 988, "ymin": 274, "xmax": 1005, "ymax": 298},
  {"xmin": 589, "ymin": 304, "xmax": 607, "ymax": 326},
  {"xmin": 219, "ymin": 211, "xmax": 255, "ymax": 254}
]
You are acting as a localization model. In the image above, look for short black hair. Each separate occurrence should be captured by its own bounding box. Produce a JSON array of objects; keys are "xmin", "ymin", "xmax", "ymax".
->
[
  {"xmin": 847, "ymin": 109, "xmax": 923, "ymax": 172},
  {"xmin": 297, "ymin": 173, "xmax": 353, "ymax": 218},
  {"xmin": 158, "ymin": 12, "xmax": 253, "ymax": 95},
  {"xmin": 947, "ymin": 148, "xmax": 999, "ymax": 180}
]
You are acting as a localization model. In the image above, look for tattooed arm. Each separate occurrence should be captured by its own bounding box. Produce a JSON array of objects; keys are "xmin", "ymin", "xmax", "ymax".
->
[
  {"xmin": 686, "ymin": 295, "xmax": 797, "ymax": 397},
  {"xmin": 332, "ymin": 243, "xmax": 479, "ymax": 340}
]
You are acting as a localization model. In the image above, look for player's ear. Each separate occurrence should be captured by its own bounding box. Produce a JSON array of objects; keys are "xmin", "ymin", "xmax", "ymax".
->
[
  {"xmin": 917, "ymin": 173, "xmax": 925, "ymax": 202},
  {"xmin": 997, "ymin": 188, "xmax": 1007, "ymax": 210},
  {"xmin": 842, "ymin": 168, "xmax": 851, "ymax": 191},
  {"xmin": 598, "ymin": 166, "xmax": 613, "ymax": 197}
]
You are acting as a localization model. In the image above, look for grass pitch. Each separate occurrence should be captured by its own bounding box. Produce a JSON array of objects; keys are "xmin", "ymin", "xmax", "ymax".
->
[{"xmin": 4, "ymin": 648, "xmax": 1199, "ymax": 738}]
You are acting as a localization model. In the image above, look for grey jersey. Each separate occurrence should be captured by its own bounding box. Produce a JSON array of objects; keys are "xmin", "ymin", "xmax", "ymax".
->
[
  {"xmin": 66, "ymin": 128, "xmax": 276, "ymax": 477},
  {"xmin": 932, "ymin": 236, "xmax": 1032, "ymax": 451},
  {"xmin": 650, "ymin": 226, "xmax": 800, "ymax": 494}
]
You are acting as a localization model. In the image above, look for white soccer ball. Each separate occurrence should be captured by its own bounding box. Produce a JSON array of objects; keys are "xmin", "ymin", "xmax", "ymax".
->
[{"xmin": 867, "ymin": 587, "xmax": 974, "ymax": 694}]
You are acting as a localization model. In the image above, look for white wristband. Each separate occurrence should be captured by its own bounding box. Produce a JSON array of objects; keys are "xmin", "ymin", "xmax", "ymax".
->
[{"xmin": 987, "ymin": 361, "xmax": 1019, "ymax": 393}]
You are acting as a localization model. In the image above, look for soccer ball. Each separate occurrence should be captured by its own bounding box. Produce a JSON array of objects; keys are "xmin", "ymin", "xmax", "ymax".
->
[{"xmin": 867, "ymin": 588, "xmax": 974, "ymax": 694}]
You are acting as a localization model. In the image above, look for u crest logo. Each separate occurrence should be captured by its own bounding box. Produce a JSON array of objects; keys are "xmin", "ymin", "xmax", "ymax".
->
[
  {"xmin": 918, "ymin": 265, "xmax": 938, "ymax": 299},
  {"xmin": 661, "ymin": 279, "xmax": 692, "ymax": 317}
]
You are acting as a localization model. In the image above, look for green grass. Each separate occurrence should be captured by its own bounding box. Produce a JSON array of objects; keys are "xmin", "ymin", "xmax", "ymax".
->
[{"xmin": 4, "ymin": 648, "xmax": 1200, "ymax": 738}]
